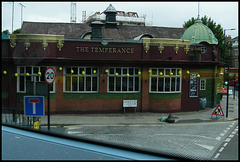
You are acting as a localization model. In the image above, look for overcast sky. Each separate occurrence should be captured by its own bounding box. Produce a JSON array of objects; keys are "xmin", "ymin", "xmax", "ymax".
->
[{"xmin": 2, "ymin": 1, "xmax": 238, "ymax": 38}]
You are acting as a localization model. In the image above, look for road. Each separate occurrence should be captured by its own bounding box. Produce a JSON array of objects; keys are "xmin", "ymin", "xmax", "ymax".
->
[
  {"xmin": 212, "ymin": 124, "xmax": 238, "ymax": 160},
  {"xmin": 57, "ymin": 120, "xmax": 238, "ymax": 160}
]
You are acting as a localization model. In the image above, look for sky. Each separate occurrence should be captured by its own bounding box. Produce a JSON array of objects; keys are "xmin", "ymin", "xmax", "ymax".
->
[{"xmin": 1, "ymin": 1, "xmax": 239, "ymax": 38}]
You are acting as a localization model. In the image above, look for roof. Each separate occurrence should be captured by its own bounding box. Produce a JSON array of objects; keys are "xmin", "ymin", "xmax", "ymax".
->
[
  {"xmin": 20, "ymin": 21, "xmax": 186, "ymax": 40},
  {"xmin": 104, "ymin": 4, "xmax": 117, "ymax": 13},
  {"xmin": 2, "ymin": 33, "xmax": 9, "ymax": 40},
  {"xmin": 180, "ymin": 19, "xmax": 218, "ymax": 45}
]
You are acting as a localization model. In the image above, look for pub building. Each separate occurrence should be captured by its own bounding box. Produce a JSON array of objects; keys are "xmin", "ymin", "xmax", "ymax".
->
[{"xmin": 2, "ymin": 4, "xmax": 224, "ymax": 114}]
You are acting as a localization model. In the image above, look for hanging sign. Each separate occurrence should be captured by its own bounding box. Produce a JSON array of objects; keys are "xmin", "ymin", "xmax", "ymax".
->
[{"xmin": 212, "ymin": 105, "xmax": 224, "ymax": 116}]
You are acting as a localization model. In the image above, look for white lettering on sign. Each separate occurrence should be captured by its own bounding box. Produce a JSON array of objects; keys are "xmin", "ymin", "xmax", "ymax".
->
[{"xmin": 123, "ymin": 100, "xmax": 137, "ymax": 107}]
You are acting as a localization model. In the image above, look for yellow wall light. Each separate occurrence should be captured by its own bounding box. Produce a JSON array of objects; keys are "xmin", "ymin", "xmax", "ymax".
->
[{"xmin": 3, "ymin": 71, "xmax": 7, "ymax": 75}]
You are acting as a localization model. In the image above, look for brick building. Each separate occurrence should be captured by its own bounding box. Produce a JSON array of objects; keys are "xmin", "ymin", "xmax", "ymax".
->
[{"xmin": 2, "ymin": 4, "xmax": 224, "ymax": 114}]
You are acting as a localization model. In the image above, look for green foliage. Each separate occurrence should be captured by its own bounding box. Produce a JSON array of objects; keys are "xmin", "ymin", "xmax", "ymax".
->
[
  {"xmin": 3, "ymin": 29, "xmax": 10, "ymax": 35},
  {"xmin": 12, "ymin": 28, "xmax": 21, "ymax": 34},
  {"xmin": 183, "ymin": 15, "xmax": 229, "ymax": 63}
]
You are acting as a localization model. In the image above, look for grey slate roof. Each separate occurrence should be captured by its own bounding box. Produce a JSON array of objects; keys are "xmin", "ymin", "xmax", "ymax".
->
[{"xmin": 20, "ymin": 21, "xmax": 186, "ymax": 40}]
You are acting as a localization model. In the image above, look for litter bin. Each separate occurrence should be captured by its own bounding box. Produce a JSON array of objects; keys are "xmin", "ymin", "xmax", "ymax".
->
[{"xmin": 199, "ymin": 97, "xmax": 207, "ymax": 110}]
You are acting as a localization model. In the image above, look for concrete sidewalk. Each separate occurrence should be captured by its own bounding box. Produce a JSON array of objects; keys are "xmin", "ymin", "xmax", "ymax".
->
[{"xmin": 40, "ymin": 93, "xmax": 238, "ymax": 126}]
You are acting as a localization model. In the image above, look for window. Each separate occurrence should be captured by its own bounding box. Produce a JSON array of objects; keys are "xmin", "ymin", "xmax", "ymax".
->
[
  {"xmin": 64, "ymin": 67, "xmax": 98, "ymax": 92},
  {"xmin": 17, "ymin": 66, "xmax": 55, "ymax": 93},
  {"xmin": 149, "ymin": 68, "xmax": 181, "ymax": 93},
  {"xmin": 201, "ymin": 46, "xmax": 207, "ymax": 53},
  {"xmin": 235, "ymin": 49, "xmax": 238, "ymax": 56},
  {"xmin": 108, "ymin": 67, "xmax": 140, "ymax": 92},
  {"xmin": 200, "ymin": 79, "xmax": 206, "ymax": 90}
]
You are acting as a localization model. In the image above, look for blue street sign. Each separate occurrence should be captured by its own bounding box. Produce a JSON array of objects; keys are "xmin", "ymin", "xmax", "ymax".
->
[{"xmin": 24, "ymin": 96, "xmax": 45, "ymax": 116}]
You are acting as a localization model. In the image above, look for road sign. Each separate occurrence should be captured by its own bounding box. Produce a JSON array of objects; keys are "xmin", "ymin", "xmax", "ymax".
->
[
  {"xmin": 24, "ymin": 96, "xmax": 44, "ymax": 116},
  {"xmin": 45, "ymin": 67, "xmax": 56, "ymax": 85},
  {"xmin": 212, "ymin": 105, "xmax": 224, "ymax": 116}
]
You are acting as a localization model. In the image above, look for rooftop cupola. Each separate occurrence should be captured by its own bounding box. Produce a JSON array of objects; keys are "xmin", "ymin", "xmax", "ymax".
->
[
  {"xmin": 104, "ymin": 4, "xmax": 117, "ymax": 28},
  {"xmin": 180, "ymin": 18, "xmax": 218, "ymax": 45},
  {"xmin": 90, "ymin": 21, "xmax": 104, "ymax": 40}
]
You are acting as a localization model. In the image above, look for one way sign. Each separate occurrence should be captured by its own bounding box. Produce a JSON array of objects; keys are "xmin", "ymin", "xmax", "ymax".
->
[{"xmin": 212, "ymin": 105, "xmax": 224, "ymax": 116}]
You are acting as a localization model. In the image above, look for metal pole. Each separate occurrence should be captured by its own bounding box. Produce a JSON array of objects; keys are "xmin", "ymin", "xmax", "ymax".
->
[
  {"xmin": 19, "ymin": 3, "xmax": 26, "ymax": 26},
  {"xmin": 48, "ymin": 84, "xmax": 50, "ymax": 131},
  {"xmin": 233, "ymin": 74, "xmax": 235, "ymax": 99},
  {"xmin": 226, "ymin": 63, "xmax": 229, "ymax": 118},
  {"xmin": 12, "ymin": 2, "xmax": 14, "ymax": 33}
]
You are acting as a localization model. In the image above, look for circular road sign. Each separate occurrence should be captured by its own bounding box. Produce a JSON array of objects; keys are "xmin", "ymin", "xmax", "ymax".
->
[{"xmin": 44, "ymin": 67, "xmax": 56, "ymax": 85}]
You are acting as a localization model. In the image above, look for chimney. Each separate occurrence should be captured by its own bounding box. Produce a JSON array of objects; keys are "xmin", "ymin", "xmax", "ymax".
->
[{"xmin": 90, "ymin": 21, "xmax": 104, "ymax": 40}]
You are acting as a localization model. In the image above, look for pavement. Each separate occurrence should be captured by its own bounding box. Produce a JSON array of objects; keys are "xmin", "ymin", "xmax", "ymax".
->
[{"xmin": 40, "ymin": 92, "xmax": 238, "ymax": 126}]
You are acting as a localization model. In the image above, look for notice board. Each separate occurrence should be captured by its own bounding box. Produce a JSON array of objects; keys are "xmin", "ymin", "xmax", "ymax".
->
[{"xmin": 189, "ymin": 73, "xmax": 198, "ymax": 97}]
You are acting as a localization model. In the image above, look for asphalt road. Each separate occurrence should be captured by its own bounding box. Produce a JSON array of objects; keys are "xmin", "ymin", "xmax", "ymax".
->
[
  {"xmin": 212, "ymin": 124, "xmax": 238, "ymax": 160},
  {"xmin": 47, "ymin": 120, "xmax": 238, "ymax": 160}
]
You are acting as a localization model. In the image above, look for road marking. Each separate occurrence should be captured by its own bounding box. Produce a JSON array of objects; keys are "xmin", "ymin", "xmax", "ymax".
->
[
  {"xmin": 194, "ymin": 143, "xmax": 214, "ymax": 150},
  {"xmin": 154, "ymin": 133, "xmax": 215, "ymax": 140},
  {"xmin": 67, "ymin": 131, "xmax": 83, "ymax": 134},
  {"xmin": 225, "ymin": 137, "xmax": 231, "ymax": 142},
  {"xmin": 214, "ymin": 153, "xmax": 220, "ymax": 159},
  {"xmin": 223, "ymin": 143, "xmax": 228, "ymax": 147},
  {"xmin": 219, "ymin": 147, "xmax": 224, "ymax": 152},
  {"xmin": 67, "ymin": 127, "xmax": 82, "ymax": 130},
  {"xmin": 220, "ymin": 133, "xmax": 225, "ymax": 136},
  {"xmin": 215, "ymin": 136, "xmax": 221, "ymax": 140},
  {"xmin": 229, "ymin": 134, "xmax": 234, "ymax": 138}
]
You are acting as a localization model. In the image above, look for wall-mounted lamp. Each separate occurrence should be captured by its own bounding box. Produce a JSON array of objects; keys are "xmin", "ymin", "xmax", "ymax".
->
[{"xmin": 3, "ymin": 71, "xmax": 7, "ymax": 75}]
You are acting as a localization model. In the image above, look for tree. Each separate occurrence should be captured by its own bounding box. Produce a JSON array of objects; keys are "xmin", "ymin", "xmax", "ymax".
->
[
  {"xmin": 2, "ymin": 28, "xmax": 21, "ymax": 35},
  {"xmin": 183, "ymin": 15, "xmax": 229, "ymax": 63},
  {"xmin": 3, "ymin": 29, "xmax": 10, "ymax": 35},
  {"xmin": 12, "ymin": 28, "xmax": 21, "ymax": 34}
]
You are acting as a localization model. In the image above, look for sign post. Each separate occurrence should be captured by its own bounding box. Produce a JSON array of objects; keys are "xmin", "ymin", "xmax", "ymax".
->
[{"xmin": 44, "ymin": 67, "xmax": 56, "ymax": 130}]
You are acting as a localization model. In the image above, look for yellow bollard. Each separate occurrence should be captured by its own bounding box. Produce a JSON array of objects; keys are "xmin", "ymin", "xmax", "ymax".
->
[{"xmin": 34, "ymin": 121, "xmax": 39, "ymax": 130}]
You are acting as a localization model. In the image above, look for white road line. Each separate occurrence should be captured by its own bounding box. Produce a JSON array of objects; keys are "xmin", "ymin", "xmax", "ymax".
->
[
  {"xmin": 215, "ymin": 136, "xmax": 221, "ymax": 140},
  {"xmin": 220, "ymin": 133, "xmax": 225, "ymax": 136},
  {"xmin": 67, "ymin": 131, "xmax": 83, "ymax": 134},
  {"xmin": 214, "ymin": 153, "xmax": 220, "ymax": 159},
  {"xmin": 67, "ymin": 127, "xmax": 82, "ymax": 130},
  {"xmin": 223, "ymin": 143, "xmax": 228, "ymax": 147},
  {"xmin": 225, "ymin": 137, "xmax": 231, "ymax": 142},
  {"xmin": 154, "ymin": 133, "xmax": 215, "ymax": 140},
  {"xmin": 226, "ymin": 127, "xmax": 231, "ymax": 130},
  {"xmin": 228, "ymin": 134, "xmax": 234, "ymax": 138},
  {"xmin": 219, "ymin": 147, "xmax": 224, "ymax": 152},
  {"xmin": 194, "ymin": 143, "xmax": 214, "ymax": 150}
]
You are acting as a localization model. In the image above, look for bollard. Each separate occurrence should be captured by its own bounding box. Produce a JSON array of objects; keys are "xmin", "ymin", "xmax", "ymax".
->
[{"xmin": 33, "ymin": 121, "xmax": 39, "ymax": 130}]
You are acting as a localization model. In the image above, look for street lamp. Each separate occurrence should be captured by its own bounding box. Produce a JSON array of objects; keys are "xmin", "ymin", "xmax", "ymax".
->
[{"xmin": 224, "ymin": 28, "xmax": 236, "ymax": 118}]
